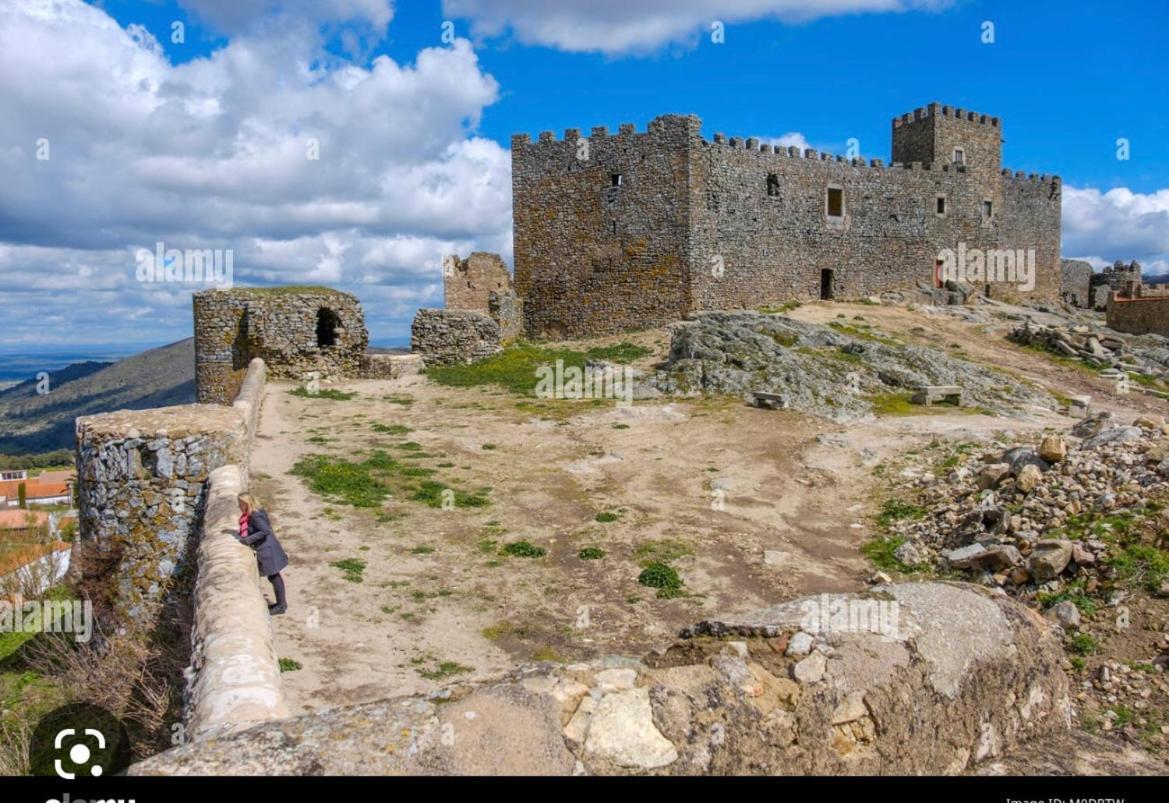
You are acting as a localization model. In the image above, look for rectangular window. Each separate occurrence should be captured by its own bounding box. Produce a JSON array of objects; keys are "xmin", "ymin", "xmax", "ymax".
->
[
  {"xmin": 953, "ymin": 148, "xmax": 965, "ymax": 165},
  {"xmin": 982, "ymin": 200, "xmax": 993, "ymax": 219},
  {"xmin": 611, "ymin": 173, "xmax": 622, "ymax": 187},
  {"xmin": 766, "ymin": 174, "xmax": 780, "ymax": 197},
  {"xmin": 826, "ymin": 187, "xmax": 843, "ymax": 218},
  {"xmin": 936, "ymin": 196, "xmax": 946, "ymax": 215}
]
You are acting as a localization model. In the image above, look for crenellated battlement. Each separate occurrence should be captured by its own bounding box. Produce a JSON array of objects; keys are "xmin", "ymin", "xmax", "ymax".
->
[
  {"xmin": 892, "ymin": 101, "xmax": 1000, "ymax": 128},
  {"xmin": 511, "ymin": 114, "xmax": 701, "ymax": 149}
]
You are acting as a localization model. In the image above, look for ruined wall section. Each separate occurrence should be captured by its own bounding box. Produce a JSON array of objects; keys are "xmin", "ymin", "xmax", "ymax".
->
[
  {"xmin": 512, "ymin": 116, "xmax": 697, "ymax": 338},
  {"xmin": 1060, "ymin": 259, "xmax": 1094, "ymax": 307},
  {"xmin": 194, "ymin": 288, "xmax": 367, "ymax": 403},
  {"xmin": 75, "ymin": 359, "xmax": 264, "ymax": 626},
  {"xmin": 1107, "ymin": 293, "xmax": 1169, "ymax": 337}
]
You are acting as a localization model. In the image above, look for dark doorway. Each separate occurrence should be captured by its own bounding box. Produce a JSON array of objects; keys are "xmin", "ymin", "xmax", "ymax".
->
[
  {"xmin": 820, "ymin": 269, "xmax": 834, "ymax": 300},
  {"xmin": 316, "ymin": 307, "xmax": 341, "ymax": 347}
]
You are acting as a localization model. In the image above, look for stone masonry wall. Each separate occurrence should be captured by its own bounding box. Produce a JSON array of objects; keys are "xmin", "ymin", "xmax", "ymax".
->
[
  {"xmin": 1107, "ymin": 294, "xmax": 1169, "ymax": 337},
  {"xmin": 74, "ymin": 359, "xmax": 264, "ymax": 627},
  {"xmin": 512, "ymin": 116, "xmax": 696, "ymax": 339},
  {"xmin": 1060, "ymin": 259, "xmax": 1094, "ymax": 308},
  {"xmin": 512, "ymin": 104, "xmax": 1061, "ymax": 338},
  {"xmin": 411, "ymin": 309, "xmax": 502, "ymax": 366},
  {"xmin": 444, "ymin": 252, "xmax": 512, "ymax": 312},
  {"xmin": 194, "ymin": 288, "xmax": 367, "ymax": 403}
]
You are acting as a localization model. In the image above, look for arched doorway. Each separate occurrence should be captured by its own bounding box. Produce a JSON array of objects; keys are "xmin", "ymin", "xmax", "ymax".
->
[{"xmin": 316, "ymin": 308, "xmax": 341, "ymax": 348}]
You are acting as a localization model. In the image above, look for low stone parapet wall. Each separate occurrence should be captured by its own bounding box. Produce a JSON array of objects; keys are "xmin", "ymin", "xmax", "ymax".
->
[
  {"xmin": 183, "ymin": 464, "xmax": 289, "ymax": 741},
  {"xmin": 411, "ymin": 308, "xmax": 502, "ymax": 366}
]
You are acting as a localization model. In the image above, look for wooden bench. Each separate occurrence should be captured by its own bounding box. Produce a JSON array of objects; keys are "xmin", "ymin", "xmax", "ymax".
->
[{"xmin": 911, "ymin": 385, "xmax": 964, "ymax": 406}]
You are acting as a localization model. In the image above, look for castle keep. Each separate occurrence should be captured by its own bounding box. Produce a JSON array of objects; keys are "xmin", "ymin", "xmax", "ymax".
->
[{"xmin": 512, "ymin": 103, "xmax": 1062, "ymax": 338}]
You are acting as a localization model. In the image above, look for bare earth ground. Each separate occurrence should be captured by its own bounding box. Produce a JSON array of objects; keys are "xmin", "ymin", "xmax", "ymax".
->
[{"xmin": 244, "ymin": 301, "xmax": 1166, "ymax": 769}]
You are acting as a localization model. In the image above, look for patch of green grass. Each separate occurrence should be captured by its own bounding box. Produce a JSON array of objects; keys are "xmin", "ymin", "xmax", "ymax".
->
[
  {"xmin": 585, "ymin": 342, "xmax": 653, "ymax": 363},
  {"xmin": 757, "ymin": 301, "xmax": 801, "ymax": 314},
  {"xmin": 290, "ymin": 386, "xmax": 355, "ymax": 401},
  {"xmin": 481, "ymin": 443, "xmax": 497, "ymax": 450},
  {"xmin": 762, "ymin": 330, "xmax": 799, "ymax": 348},
  {"xmin": 278, "ymin": 658, "xmax": 302, "ymax": 672},
  {"xmin": 637, "ymin": 561, "xmax": 683, "ymax": 598},
  {"xmin": 331, "ymin": 557, "xmax": 366, "ymax": 583},
  {"xmin": 1038, "ymin": 585, "xmax": 1099, "ymax": 616},
  {"xmin": 594, "ymin": 511, "xmax": 621, "ymax": 523},
  {"xmin": 427, "ymin": 343, "xmax": 590, "ymax": 396},
  {"xmin": 416, "ymin": 660, "xmax": 473, "ymax": 681},
  {"xmin": 861, "ymin": 535, "xmax": 914, "ymax": 572},
  {"xmin": 578, "ymin": 547, "xmax": 606, "ymax": 560},
  {"xmin": 876, "ymin": 498, "xmax": 926, "ymax": 528},
  {"xmin": 634, "ymin": 539, "xmax": 692, "ymax": 563},
  {"xmin": 371, "ymin": 423, "xmax": 412, "ymax": 435},
  {"xmin": 1069, "ymin": 632, "xmax": 1100, "ymax": 656},
  {"xmin": 384, "ymin": 394, "xmax": 414, "ymax": 406},
  {"xmin": 503, "ymin": 540, "xmax": 546, "ymax": 558},
  {"xmin": 1106, "ymin": 544, "xmax": 1169, "ymax": 592},
  {"xmin": 482, "ymin": 621, "xmax": 513, "ymax": 641},
  {"xmin": 411, "ymin": 480, "xmax": 490, "ymax": 508},
  {"xmin": 612, "ymin": 423, "xmax": 630, "ymax": 430},
  {"xmin": 411, "ymin": 545, "xmax": 434, "ymax": 555},
  {"xmin": 396, "ymin": 441, "xmax": 424, "ymax": 451},
  {"xmin": 291, "ymin": 452, "xmax": 393, "ymax": 508},
  {"xmin": 531, "ymin": 647, "xmax": 564, "ymax": 662}
]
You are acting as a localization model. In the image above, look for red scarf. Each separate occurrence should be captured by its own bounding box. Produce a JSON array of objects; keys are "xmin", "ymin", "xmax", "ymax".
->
[{"xmin": 239, "ymin": 511, "xmax": 249, "ymax": 539}]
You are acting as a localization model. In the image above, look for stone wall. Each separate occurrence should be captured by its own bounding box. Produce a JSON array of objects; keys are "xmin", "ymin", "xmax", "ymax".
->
[
  {"xmin": 444, "ymin": 252, "xmax": 512, "ymax": 312},
  {"xmin": 360, "ymin": 352, "xmax": 424, "ymax": 380},
  {"xmin": 512, "ymin": 104, "xmax": 1062, "ymax": 338},
  {"xmin": 489, "ymin": 289, "xmax": 523, "ymax": 342},
  {"xmin": 194, "ymin": 287, "xmax": 368, "ymax": 404},
  {"xmin": 74, "ymin": 359, "xmax": 264, "ymax": 626},
  {"xmin": 184, "ymin": 464, "xmax": 289, "ymax": 741},
  {"xmin": 1107, "ymin": 292, "xmax": 1169, "ymax": 337},
  {"xmin": 1060, "ymin": 259, "xmax": 1094, "ymax": 307},
  {"xmin": 132, "ymin": 583, "xmax": 1072, "ymax": 776},
  {"xmin": 411, "ymin": 309, "xmax": 502, "ymax": 366}
]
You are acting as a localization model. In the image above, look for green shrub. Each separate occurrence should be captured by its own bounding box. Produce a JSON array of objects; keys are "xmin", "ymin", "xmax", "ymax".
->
[
  {"xmin": 503, "ymin": 541, "xmax": 546, "ymax": 558},
  {"xmin": 578, "ymin": 547, "xmax": 606, "ymax": 560}
]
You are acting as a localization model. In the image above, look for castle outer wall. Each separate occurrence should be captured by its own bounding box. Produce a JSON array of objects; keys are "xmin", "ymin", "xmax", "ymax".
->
[{"xmin": 513, "ymin": 104, "xmax": 1061, "ymax": 339}]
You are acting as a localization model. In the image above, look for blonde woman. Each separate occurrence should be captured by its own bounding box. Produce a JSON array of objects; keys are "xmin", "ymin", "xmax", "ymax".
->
[{"xmin": 237, "ymin": 493, "xmax": 289, "ymax": 615}]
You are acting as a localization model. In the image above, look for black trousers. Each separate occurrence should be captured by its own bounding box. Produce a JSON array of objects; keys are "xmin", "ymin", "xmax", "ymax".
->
[{"xmin": 267, "ymin": 572, "xmax": 287, "ymax": 608}]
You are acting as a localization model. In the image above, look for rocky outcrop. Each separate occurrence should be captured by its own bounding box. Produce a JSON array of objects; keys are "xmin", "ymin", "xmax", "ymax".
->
[
  {"xmin": 650, "ymin": 311, "xmax": 1053, "ymax": 420},
  {"xmin": 131, "ymin": 582, "xmax": 1071, "ymax": 776}
]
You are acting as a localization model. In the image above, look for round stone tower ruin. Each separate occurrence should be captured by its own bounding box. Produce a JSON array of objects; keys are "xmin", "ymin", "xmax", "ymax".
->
[{"xmin": 193, "ymin": 287, "xmax": 368, "ymax": 404}]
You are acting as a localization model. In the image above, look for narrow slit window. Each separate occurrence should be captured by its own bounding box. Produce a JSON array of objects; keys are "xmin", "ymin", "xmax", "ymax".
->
[
  {"xmin": 982, "ymin": 200, "xmax": 993, "ymax": 219},
  {"xmin": 826, "ymin": 187, "xmax": 843, "ymax": 218},
  {"xmin": 610, "ymin": 173, "xmax": 622, "ymax": 187},
  {"xmin": 953, "ymin": 148, "xmax": 965, "ymax": 165},
  {"xmin": 936, "ymin": 196, "xmax": 946, "ymax": 215}
]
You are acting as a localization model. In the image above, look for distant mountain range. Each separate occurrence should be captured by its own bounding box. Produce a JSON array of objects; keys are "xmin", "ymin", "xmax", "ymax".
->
[{"xmin": 0, "ymin": 339, "xmax": 196, "ymax": 456}]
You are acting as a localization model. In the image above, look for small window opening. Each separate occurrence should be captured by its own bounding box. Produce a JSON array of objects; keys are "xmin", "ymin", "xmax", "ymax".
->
[
  {"xmin": 766, "ymin": 174, "xmax": 780, "ymax": 197},
  {"xmin": 826, "ymin": 187, "xmax": 843, "ymax": 218},
  {"xmin": 982, "ymin": 200, "xmax": 993, "ymax": 219},
  {"xmin": 936, "ymin": 196, "xmax": 946, "ymax": 215},
  {"xmin": 611, "ymin": 173, "xmax": 622, "ymax": 187},
  {"xmin": 953, "ymin": 148, "xmax": 965, "ymax": 165},
  {"xmin": 316, "ymin": 307, "xmax": 341, "ymax": 348}
]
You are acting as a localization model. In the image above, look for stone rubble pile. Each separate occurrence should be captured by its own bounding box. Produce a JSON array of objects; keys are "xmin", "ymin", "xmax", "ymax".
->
[
  {"xmin": 885, "ymin": 411, "xmax": 1169, "ymax": 600},
  {"xmin": 1008, "ymin": 320, "xmax": 1169, "ymax": 398}
]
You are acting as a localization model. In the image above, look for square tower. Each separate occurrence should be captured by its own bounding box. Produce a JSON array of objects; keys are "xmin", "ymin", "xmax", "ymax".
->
[{"xmin": 891, "ymin": 102, "xmax": 1002, "ymax": 176}]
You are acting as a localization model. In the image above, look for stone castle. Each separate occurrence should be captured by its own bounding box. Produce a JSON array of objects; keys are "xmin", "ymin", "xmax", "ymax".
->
[{"xmin": 512, "ymin": 103, "xmax": 1062, "ymax": 338}]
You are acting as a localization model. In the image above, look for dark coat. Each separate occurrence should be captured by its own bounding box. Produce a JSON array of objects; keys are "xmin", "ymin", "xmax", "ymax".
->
[{"xmin": 240, "ymin": 509, "xmax": 289, "ymax": 577}]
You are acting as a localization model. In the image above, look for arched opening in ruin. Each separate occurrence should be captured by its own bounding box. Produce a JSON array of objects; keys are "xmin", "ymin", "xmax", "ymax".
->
[{"xmin": 316, "ymin": 307, "xmax": 341, "ymax": 348}]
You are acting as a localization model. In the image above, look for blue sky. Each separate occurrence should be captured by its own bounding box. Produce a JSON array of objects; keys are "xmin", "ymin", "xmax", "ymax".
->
[{"xmin": 1, "ymin": 0, "xmax": 1167, "ymax": 351}]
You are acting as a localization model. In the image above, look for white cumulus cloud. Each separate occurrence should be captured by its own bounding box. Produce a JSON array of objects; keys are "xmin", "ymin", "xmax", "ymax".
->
[
  {"xmin": 0, "ymin": 0, "xmax": 511, "ymax": 347},
  {"xmin": 443, "ymin": 0, "xmax": 953, "ymax": 54},
  {"xmin": 1062, "ymin": 185, "xmax": 1169, "ymax": 277}
]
